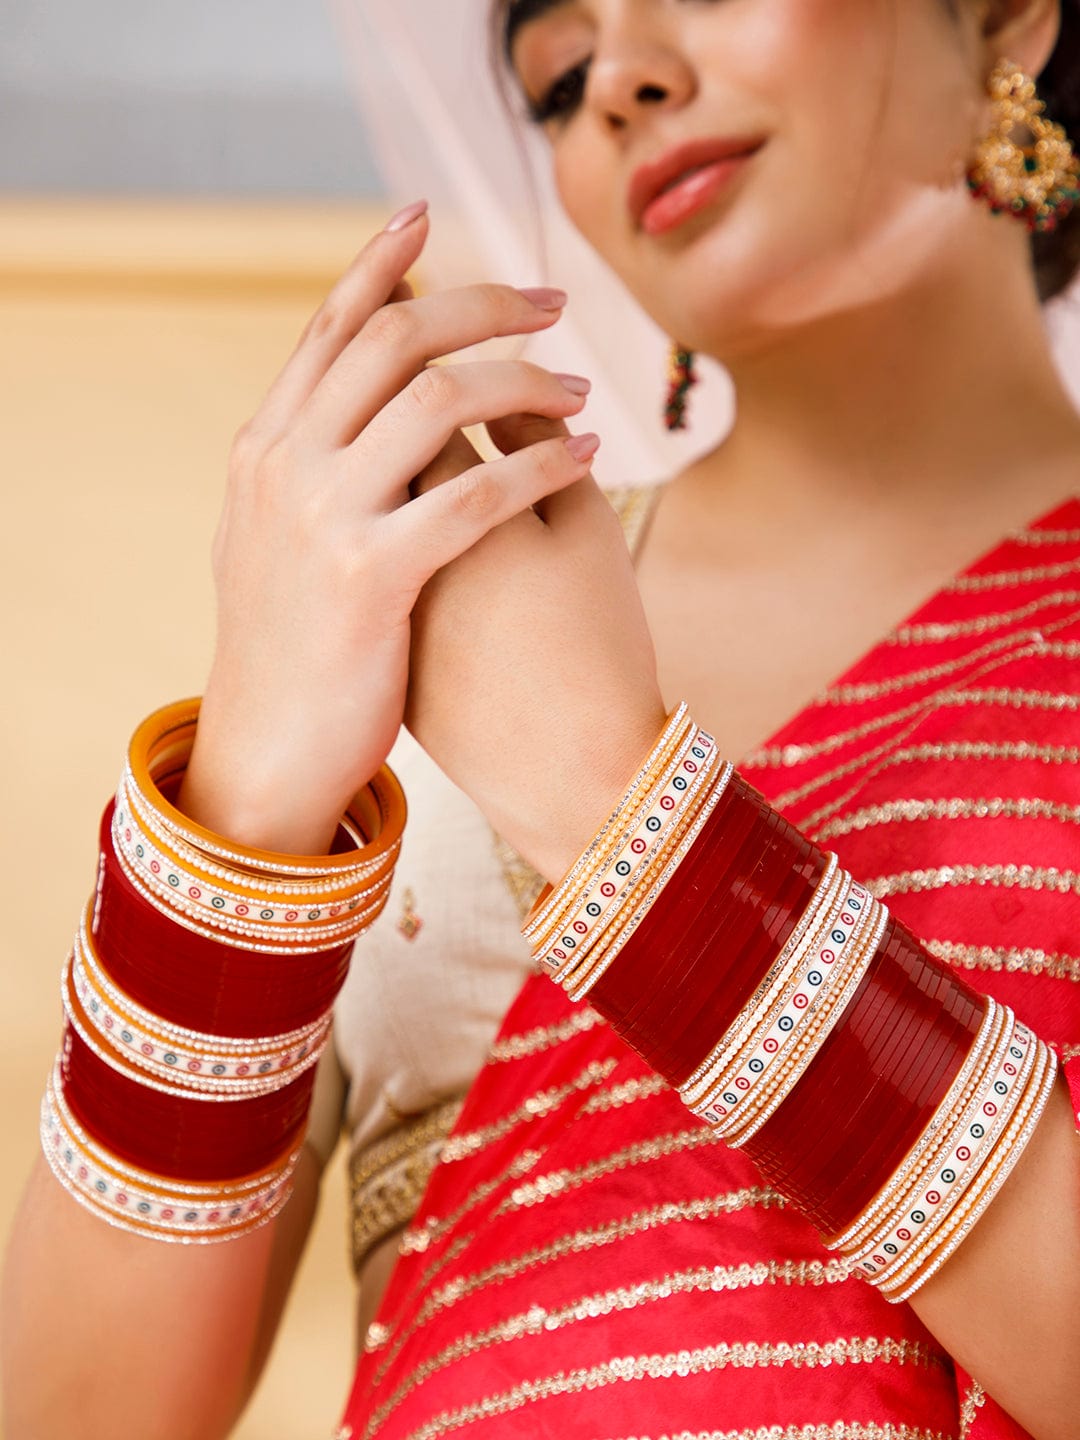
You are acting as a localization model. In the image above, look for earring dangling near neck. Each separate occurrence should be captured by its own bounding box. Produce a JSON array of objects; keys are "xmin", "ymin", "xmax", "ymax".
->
[
  {"xmin": 664, "ymin": 342, "xmax": 698, "ymax": 431},
  {"xmin": 967, "ymin": 58, "xmax": 1079, "ymax": 233}
]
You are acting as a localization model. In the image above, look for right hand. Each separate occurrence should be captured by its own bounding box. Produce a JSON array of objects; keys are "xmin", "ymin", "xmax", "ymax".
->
[{"xmin": 178, "ymin": 204, "xmax": 597, "ymax": 854}]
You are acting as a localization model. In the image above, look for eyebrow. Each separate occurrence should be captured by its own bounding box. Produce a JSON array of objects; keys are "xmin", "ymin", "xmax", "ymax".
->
[{"xmin": 502, "ymin": 0, "xmax": 575, "ymax": 62}]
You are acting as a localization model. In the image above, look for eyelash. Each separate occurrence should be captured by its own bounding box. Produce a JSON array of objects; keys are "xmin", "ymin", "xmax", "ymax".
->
[{"xmin": 526, "ymin": 57, "xmax": 590, "ymax": 125}]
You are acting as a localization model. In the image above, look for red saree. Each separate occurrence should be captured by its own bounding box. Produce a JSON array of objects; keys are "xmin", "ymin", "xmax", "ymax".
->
[{"xmin": 338, "ymin": 498, "xmax": 1080, "ymax": 1440}]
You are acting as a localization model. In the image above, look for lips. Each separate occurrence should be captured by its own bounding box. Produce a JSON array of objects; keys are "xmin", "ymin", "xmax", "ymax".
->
[{"xmin": 628, "ymin": 135, "xmax": 765, "ymax": 229}]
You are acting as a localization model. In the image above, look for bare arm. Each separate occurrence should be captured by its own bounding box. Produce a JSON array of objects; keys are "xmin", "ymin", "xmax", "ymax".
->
[{"xmin": 1, "ymin": 1141, "xmax": 325, "ymax": 1440}]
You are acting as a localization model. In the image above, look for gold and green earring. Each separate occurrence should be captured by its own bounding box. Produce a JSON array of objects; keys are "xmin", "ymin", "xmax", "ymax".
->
[{"xmin": 664, "ymin": 341, "xmax": 698, "ymax": 431}]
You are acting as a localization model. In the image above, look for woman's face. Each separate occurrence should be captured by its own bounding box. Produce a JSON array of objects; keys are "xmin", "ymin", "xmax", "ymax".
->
[{"xmin": 503, "ymin": 0, "xmax": 991, "ymax": 358}]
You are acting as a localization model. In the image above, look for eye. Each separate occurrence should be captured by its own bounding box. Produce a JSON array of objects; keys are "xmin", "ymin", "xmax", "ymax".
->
[{"xmin": 526, "ymin": 57, "xmax": 590, "ymax": 125}]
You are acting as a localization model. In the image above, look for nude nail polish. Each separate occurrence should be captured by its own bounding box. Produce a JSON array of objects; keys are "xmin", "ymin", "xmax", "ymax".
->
[{"xmin": 384, "ymin": 198, "xmax": 429, "ymax": 232}]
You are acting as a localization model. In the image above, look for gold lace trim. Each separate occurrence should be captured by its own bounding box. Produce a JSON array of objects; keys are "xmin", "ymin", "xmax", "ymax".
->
[
  {"xmin": 439, "ymin": 1058, "xmax": 616, "ymax": 1163},
  {"xmin": 1009, "ymin": 526, "xmax": 1080, "ymax": 547},
  {"xmin": 348, "ymin": 1099, "xmax": 463, "ymax": 1272},
  {"xmin": 866, "ymin": 862, "xmax": 1080, "ymax": 899},
  {"xmin": 488, "ymin": 1004, "xmax": 603, "ymax": 1062},
  {"xmin": 944, "ymin": 556, "xmax": 1080, "ymax": 591}
]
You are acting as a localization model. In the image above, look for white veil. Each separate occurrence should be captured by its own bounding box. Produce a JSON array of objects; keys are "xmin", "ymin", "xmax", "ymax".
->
[
  {"xmin": 327, "ymin": 0, "xmax": 733, "ymax": 491},
  {"xmin": 329, "ymin": 0, "xmax": 1080, "ymax": 489}
]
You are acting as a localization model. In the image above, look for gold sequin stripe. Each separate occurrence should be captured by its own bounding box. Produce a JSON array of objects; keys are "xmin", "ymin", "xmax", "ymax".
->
[
  {"xmin": 114, "ymin": 780, "xmax": 395, "ymax": 947},
  {"xmin": 523, "ymin": 704, "xmax": 694, "ymax": 943},
  {"xmin": 602, "ymin": 1427, "xmax": 954, "ymax": 1440},
  {"xmin": 889, "ymin": 589, "xmax": 1080, "ymax": 644},
  {"xmin": 392, "ymin": 1337, "xmax": 946, "ymax": 1440},
  {"xmin": 71, "ymin": 911, "xmax": 330, "ymax": 1093},
  {"xmin": 119, "ymin": 757, "xmax": 395, "ymax": 884},
  {"xmin": 866, "ymin": 862, "xmax": 1080, "ymax": 899},
  {"xmin": 488, "ymin": 1007, "xmax": 604, "ymax": 1063},
  {"xmin": 581, "ymin": 1072, "xmax": 669, "ymax": 1113},
  {"xmin": 370, "ymin": 1184, "xmax": 789, "ymax": 1384},
  {"xmin": 774, "ymin": 738, "xmax": 1080, "ymax": 821},
  {"xmin": 958, "ymin": 1379, "xmax": 988, "ymax": 1439},
  {"xmin": 398, "ymin": 1149, "xmax": 545, "ymax": 1259},
  {"xmin": 882, "ymin": 1040, "xmax": 1057, "ymax": 1303},
  {"xmin": 744, "ymin": 681, "xmax": 1080, "ymax": 770},
  {"xmin": 1009, "ymin": 526, "xmax": 1080, "ymax": 547},
  {"xmin": 722, "ymin": 902, "xmax": 887, "ymax": 1148},
  {"xmin": 820, "ymin": 631, "xmax": 1044, "ymax": 706},
  {"xmin": 679, "ymin": 858, "xmax": 845, "ymax": 1104},
  {"xmin": 944, "ymin": 556, "xmax": 1080, "ymax": 592},
  {"xmin": 540, "ymin": 734, "xmax": 724, "ymax": 983},
  {"xmin": 362, "ymin": 1257, "xmax": 854, "ymax": 1439},
  {"xmin": 815, "ymin": 793, "xmax": 1080, "ymax": 843},
  {"xmin": 40, "ymin": 1063, "xmax": 296, "ymax": 1242},
  {"xmin": 566, "ymin": 764, "xmax": 735, "ymax": 1002},
  {"xmin": 110, "ymin": 834, "xmax": 391, "ymax": 955},
  {"xmin": 925, "ymin": 938, "xmax": 1080, "ymax": 983},
  {"xmin": 835, "ymin": 1005, "xmax": 1020, "ymax": 1274},
  {"xmin": 532, "ymin": 729, "xmax": 719, "ymax": 978},
  {"xmin": 437, "ymin": 1058, "xmax": 617, "ymax": 1164},
  {"xmin": 826, "ymin": 1001, "xmax": 1005, "ymax": 1253},
  {"xmin": 555, "ymin": 749, "xmax": 730, "ymax": 994}
]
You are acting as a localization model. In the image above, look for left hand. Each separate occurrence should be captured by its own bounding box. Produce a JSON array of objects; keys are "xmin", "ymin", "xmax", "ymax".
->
[{"xmin": 405, "ymin": 407, "xmax": 668, "ymax": 883}]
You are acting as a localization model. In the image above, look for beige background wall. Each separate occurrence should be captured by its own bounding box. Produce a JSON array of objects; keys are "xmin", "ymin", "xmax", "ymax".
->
[{"xmin": 0, "ymin": 197, "xmax": 396, "ymax": 1439}]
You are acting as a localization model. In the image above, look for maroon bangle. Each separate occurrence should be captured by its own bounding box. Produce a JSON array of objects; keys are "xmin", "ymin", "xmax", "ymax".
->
[
  {"xmin": 95, "ymin": 803, "xmax": 354, "ymax": 1037},
  {"xmin": 591, "ymin": 775, "xmax": 822, "ymax": 1088},
  {"xmin": 61, "ymin": 1025, "xmax": 312, "ymax": 1179},
  {"xmin": 745, "ymin": 916, "xmax": 985, "ymax": 1234}
]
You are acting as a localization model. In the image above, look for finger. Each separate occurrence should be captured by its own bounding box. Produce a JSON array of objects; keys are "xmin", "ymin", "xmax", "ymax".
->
[
  {"xmin": 381, "ymin": 432, "xmax": 601, "ymax": 595},
  {"xmin": 487, "ymin": 410, "xmax": 609, "ymax": 528},
  {"xmin": 349, "ymin": 359, "xmax": 591, "ymax": 509},
  {"xmin": 298, "ymin": 284, "xmax": 570, "ymax": 448},
  {"xmin": 245, "ymin": 213, "xmax": 430, "ymax": 445}
]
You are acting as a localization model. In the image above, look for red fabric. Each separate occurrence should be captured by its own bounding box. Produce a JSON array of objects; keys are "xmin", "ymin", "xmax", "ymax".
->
[{"xmin": 341, "ymin": 498, "xmax": 1080, "ymax": 1440}]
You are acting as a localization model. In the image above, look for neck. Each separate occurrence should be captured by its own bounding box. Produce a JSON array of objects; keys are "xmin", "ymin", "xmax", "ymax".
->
[{"xmin": 690, "ymin": 237, "xmax": 1080, "ymax": 525}]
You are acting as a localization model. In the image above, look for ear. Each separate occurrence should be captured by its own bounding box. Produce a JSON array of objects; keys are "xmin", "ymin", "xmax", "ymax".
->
[{"xmin": 979, "ymin": 0, "xmax": 1061, "ymax": 79}]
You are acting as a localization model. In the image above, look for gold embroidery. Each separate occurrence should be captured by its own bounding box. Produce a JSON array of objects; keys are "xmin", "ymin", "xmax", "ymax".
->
[
  {"xmin": 438, "ymin": 1059, "xmax": 616, "ymax": 1163},
  {"xmin": 865, "ymin": 862, "xmax": 1080, "ymax": 899},
  {"xmin": 1058, "ymin": 1041, "xmax": 1080, "ymax": 1061},
  {"xmin": 397, "ymin": 1338, "xmax": 947, "ymax": 1440},
  {"xmin": 349, "ymin": 1099, "xmax": 464, "ymax": 1273},
  {"xmin": 958, "ymin": 1378, "xmax": 987, "ymax": 1439},
  {"xmin": 491, "ymin": 832, "xmax": 547, "ymax": 922},
  {"xmin": 492, "ymin": 1127, "xmax": 734, "ymax": 1215},
  {"xmin": 365, "ymin": 1259, "xmax": 852, "ymax": 1436},
  {"xmin": 581, "ymin": 1072, "xmax": 669, "ymax": 1113},
  {"xmin": 1009, "ymin": 526, "xmax": 1080, "ymax": 547},
  {"xmin": 488, "ymin": 1006, "xmax": 604, "ymax": 1063},
  {"xmin": 926, "ymin": 938, "xmax": 1080, "ymax": 984},
  {"xmin": 889, "ymin": 590, "xmax": 1080, "ymax": 645},
  {"xmin": 773, "ymin": 739, "xmax": 1080, "ymax": 815},
  {"xmin": 815, "ymin": 794, "xmax": 1080, "ymax": 843},
  {"xmin": 944, "ymin": 556, "xmax": 1080, "ymax": 591},
  {"xmin": 601, "ymin": 1428, "xmax": 954, "ymax": 1440}
]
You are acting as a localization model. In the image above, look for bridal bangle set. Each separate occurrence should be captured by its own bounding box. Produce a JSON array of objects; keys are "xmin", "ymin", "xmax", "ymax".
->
[{"xmin": 522, "ymin": 704, "xmax": 1057, "ymax": 1299}]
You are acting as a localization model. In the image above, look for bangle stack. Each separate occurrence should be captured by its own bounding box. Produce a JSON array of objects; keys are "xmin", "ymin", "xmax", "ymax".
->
[
  {"xmin": 524, "ymin": 704, "xmax": 1057, "ymax": 1300},
  {"xmin": 40, "ymin": 699, "xmax": 406, "ymax": 1242}
]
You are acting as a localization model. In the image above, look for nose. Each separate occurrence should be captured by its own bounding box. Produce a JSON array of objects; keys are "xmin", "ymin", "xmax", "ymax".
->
[{"xmin": 585, "ymin": 34, "xmax": 696, "ymax": 131}]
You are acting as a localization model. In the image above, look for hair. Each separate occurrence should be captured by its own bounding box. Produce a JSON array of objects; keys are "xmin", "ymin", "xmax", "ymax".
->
[{"xmin": 489, "ymin": 0, "xmax": 1080, "ymax": 303}]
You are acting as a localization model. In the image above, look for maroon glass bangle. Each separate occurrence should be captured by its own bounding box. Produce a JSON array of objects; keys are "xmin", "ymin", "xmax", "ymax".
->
[
  {"xmin": 745, "ymin": 916, "xmax": 985, "ymax": 1234},
  {"xmin": 591, "ymin": 776, "xmax": 822, "ymax": 1087},
  {"xmin": 95, "ymin": 803, "xmax": 354, "ymax": 1037},
  {"xmin": 61, "ymin": 1025, "xmax": 313, "ymax": 1180}
]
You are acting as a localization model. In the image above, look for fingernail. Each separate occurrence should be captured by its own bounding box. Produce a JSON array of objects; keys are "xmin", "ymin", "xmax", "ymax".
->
[
  {"xmin": 518, "ymin": 286, "xmax": 568, "ymax": 310},
  {"xmin": 565, "ymin": 432, "xmax": 601, "ymax": 461},
  {"xmin": 554, "ymin": 373, "xmax": 591, "ymax": 396},
  {"xmin": 384, "ymin": 198, "xmax": 429, "ymax": 233}
]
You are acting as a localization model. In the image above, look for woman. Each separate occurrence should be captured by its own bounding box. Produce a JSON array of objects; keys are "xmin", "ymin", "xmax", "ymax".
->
[{"xmin": 2, "ymin": 0, "xmax": 1079, "ymax": 1437}]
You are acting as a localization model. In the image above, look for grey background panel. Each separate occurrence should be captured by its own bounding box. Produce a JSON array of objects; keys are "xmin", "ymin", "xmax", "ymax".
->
[{"xmin": 0, "ymin": 0, "xmax": 382, "ymax": 194}]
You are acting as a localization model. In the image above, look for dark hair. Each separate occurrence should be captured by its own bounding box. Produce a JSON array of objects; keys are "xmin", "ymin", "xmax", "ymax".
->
[
  {"xmin": 489, "ymin": 0, "xmax": 1080, "ymax": 302},
  {"xmin": 1033, "ymin": 1, "xmax": 1080, "ymax": 300}
]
